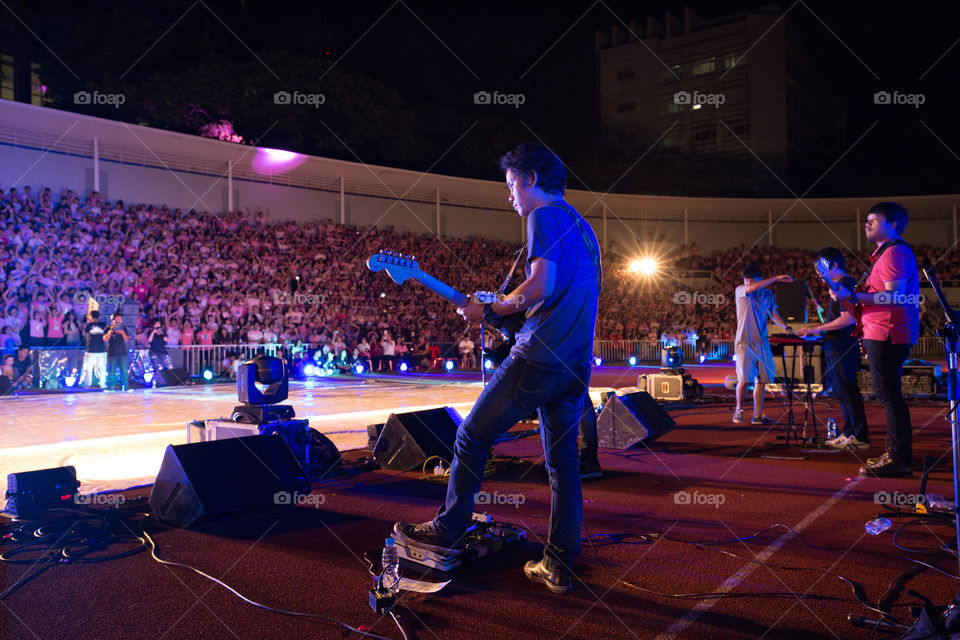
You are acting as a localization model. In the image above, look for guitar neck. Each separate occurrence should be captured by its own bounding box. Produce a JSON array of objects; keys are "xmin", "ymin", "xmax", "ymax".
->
[{"xmin": 413, "ymin": 272, "xmax": 470, "ymax": 307}]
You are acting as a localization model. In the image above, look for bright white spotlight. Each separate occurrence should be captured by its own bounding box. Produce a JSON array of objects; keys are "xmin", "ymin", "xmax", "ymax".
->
[
  {"xmin": 699, "ymin": 354, "xmax": 706, "ymax": 364},
  {"xmin": 355, "ymin": 364, "xmax": 365, "ymax": 375},
  {"xmin": 445, "ymin": 360, "xmax": 455, "ymax": 371},
  {"xmin": 399, "ymin": 362, "xmax": 409, "ymax": 372},
  {"xmin": 65, "ymin": 374, "xmax": 78, "ymax": 387},
  {"xmin": 304, "ymin": 364, "xmax": 317, "ymax": 377},
  {"xmin": 484, "ymin": 359, "xmax": 493, "ymax": 370},
  {"xmin": 143, "ymin": 372, "xmax": 154, "ymax": 385},
  {"xmin": 594, "ymin": 357, "xmax": 602, "ymax": 367},
  {"xmin": 628, "ymin": 356, "xmax": 637, "ymax": 366},
  {"xmin": 731, "ymin": 354, "xmax": 737, "ymax": 362},
  {"xmin": 202, "ymin": 369, "xmax": 214, "ymax": 381}
]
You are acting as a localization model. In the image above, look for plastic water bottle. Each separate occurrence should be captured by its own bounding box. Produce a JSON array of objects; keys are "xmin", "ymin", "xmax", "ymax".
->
[
  {"xmin": 864, "ymin": 517, "xmax": 893, "ymax": 535},
  {"xmin": 826, "ymin": 417, "xmax": 837, "ymax": 440},
  {"xmin": 381, "ymin": 537, "xmax": 401, "ymax": 593}
]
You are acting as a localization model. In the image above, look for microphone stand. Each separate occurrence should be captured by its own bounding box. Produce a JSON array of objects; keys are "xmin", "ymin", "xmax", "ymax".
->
[{"xmin": 923, "ymin": 266, "xmax": 960, "ymax": 579}]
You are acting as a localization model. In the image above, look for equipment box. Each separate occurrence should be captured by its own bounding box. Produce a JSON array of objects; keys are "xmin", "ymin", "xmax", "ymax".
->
[
  {"xmin": 188, "ymin": 418, "xmax": 311, "ymax": 465},
  {"xmin": 637, "ymin": 373, "xmax": 684, "ymax": 401}
]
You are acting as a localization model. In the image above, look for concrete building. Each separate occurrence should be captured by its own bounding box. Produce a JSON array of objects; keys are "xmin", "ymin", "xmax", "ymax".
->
[{"xmin": 595, "ymin": 3, "xmax": 845, "ymax": 190}]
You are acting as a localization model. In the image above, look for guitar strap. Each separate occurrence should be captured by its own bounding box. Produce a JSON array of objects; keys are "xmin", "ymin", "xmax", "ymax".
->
[{"xmin": 553, "ymin": 201, "xmax": 603, "ymax": 290}]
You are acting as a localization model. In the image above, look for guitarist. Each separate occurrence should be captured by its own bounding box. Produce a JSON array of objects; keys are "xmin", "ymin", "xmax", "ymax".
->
[
  {"xmin": 796, "ymin": 247, "xmax": 868, "ymax": 451},
  {"xmin": 835, "ymin": 202, "xmax": 919, "ymax": 477},
  {"xmin": 393, "ymin": 143, "xmax": 601, "ymax": 594}
]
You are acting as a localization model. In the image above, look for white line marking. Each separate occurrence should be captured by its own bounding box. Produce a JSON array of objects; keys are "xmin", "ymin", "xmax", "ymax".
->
[{"xmin": 653, "ymin": 475, "xmax": 865, "ymax": 640}]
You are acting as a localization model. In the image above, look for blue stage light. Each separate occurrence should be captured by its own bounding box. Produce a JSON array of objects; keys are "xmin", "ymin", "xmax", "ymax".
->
[
  {"xmin": 355, "ymin": 363, "xmax": 365, "ymax": 375},
  {"xmin": 399, "ymin": 362, "xmax": 408, "ymax": 372},
  {"xmin": 202, "ymin": 369, "xmax": 214, "ymax": 381},
  {"xmin": 484, "ymin": 359, "xmax": 493, "ymax": 370},
  {"xmin": 594, "ymin": 357, "xmax": 602, "ymax": 367},
  {"xmin": 628, "ymin": 356, "xmax": 637, "ymax": 366},
  {"xmin": 445, "ymin": 360, "xmax": 455, "ymax": 371}
]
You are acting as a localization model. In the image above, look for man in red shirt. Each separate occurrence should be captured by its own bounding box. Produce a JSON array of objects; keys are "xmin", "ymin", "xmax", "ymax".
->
[{"xmin": 838, "ymin": 202, "xmax": 919, "ymax": 477}]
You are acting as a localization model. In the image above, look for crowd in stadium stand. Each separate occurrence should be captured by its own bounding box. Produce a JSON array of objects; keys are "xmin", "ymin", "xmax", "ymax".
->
[{"xmin": 0, "ymin": 185, "xmax": 950, "ymax": 366}]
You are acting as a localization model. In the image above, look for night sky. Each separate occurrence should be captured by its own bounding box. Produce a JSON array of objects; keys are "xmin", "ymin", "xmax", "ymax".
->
[{"xmin": 8, "ymin": 0, "xmax": 960, "ymax": 196}]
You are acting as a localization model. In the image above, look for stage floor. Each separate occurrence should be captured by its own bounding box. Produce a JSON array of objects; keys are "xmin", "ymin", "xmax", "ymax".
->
[{"xmin": 1, "ymin": 364, "xmax": 715, "ymax": 498}]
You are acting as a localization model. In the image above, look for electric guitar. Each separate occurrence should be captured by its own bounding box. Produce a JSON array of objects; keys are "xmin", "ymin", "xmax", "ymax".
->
[
  {"xmin": 815, "ymin": 257, "xmax": 864, "ymax": 338},
  {"xmin": 366, "ymin": 250, "xmax": 526, "ymax": 363}
]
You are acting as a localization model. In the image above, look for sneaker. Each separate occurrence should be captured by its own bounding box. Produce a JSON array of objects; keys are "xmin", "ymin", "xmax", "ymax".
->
[
  {"xmin": 393, "ymin": 521, "xmax": 459, "ymax": 555},
  {"xmin": 866, "ymin": 451, "xmax": 892, "ymax": 467},
  {"xmin": 580, "ymin": 459, "xmax": 603, "ymax": 480},
  {"xmin": 751, "ymin": 414, "xmax": 773, "ymax": 425},
  {"xmin": 523, "ymin": 558, "xmax": 573, "ymax": 594},
  {"xmin": 861, "ymin": 458, "xmax": 913, "ymax": 478},
  {"xmin": 824, "ymin": 433, "xmax": 850, "ymax": 449},
  {"xmin": 732, "ymin": 409, "xmax": 744, "ymax": 424},
  {"xmin": 841, "ymin": 436, "xmax": 870, "ymax": 451}
]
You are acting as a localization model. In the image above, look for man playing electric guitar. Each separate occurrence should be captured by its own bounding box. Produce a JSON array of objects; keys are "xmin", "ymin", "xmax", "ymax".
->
[
  {"xmin": 392, "ymin": 143, "xmax": 601, "ymax": 594},
  {"xmin": 831, "ymin": 202, "xmax": 919, "ymax": 477},
  {"xmin": 797, "ymin": 248, "xmax": 869, "ymax": 451}
]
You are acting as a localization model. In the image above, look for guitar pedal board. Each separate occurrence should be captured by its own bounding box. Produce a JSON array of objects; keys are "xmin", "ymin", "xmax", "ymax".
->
[{"xmin": 394, "ymin": 513, "xmax": 527, "ymax": 573}]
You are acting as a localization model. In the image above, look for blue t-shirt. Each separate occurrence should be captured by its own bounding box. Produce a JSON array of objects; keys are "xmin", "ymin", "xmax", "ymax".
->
[{"xmin": 512, "ymin": 203, "xmax": 600, "ymax": 366}]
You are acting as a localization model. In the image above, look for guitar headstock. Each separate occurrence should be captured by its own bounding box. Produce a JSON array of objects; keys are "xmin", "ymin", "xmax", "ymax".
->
[
  {"xmin": 366, "ymin": 250, "xmax": 421, "ymax": 285},
  {"xmin": 815, "ymin": 256, "xmax": 830, "ymax": 277}
]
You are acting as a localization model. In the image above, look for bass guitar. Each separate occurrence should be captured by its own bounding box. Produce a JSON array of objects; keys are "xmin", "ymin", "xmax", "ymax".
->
[{"xmin": 366, "ymin": 250, "xmax": 526, "ymax": 363}]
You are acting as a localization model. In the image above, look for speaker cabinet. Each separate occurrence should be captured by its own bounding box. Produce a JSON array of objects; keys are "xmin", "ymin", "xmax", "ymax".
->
[
  {"xmin": 597, "ymin": 392, "xmax": 677, "ymax": 448},
  {"xmin": 775, "ymin": 281, "xmax": 807, "ymax": 322},
  {"xmin": 158, "ymin": 367, "xmax": 190, "ymax": 386},
  {"xmin": 373, "ymin": 407, "xmax": 462, "ymax": 471},
  {"xmin": 149, "ymin": 435, "xmax": 310, "ymax": 528}
]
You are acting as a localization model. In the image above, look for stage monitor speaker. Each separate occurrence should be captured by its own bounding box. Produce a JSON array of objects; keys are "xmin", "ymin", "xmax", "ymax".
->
[
  {"xmin": 149, "ymin": 435, "xmax": 310, "ymax": 528},
  {"xmin": 373, "ymin": 407, "xmax": 462, "ymax": 471},
  {"xmin": 159, "ymin": 367, "xmax": 190, "ymax": 387},
  {"xmin": 597, "ymin": 392, "xmax": 677, "ymax": 448},
  {"xmin": 775, "ymin": 281, "xmax": 807, "ymax": 322}
]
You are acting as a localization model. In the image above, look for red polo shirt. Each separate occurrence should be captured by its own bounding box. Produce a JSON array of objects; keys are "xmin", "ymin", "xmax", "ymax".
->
[{"xmin": 861, "ymin": 241, "xmax": 920, "ymax": 344}]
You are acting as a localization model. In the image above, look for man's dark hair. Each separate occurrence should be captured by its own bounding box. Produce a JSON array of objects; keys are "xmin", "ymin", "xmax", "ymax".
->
[
  {"xmin": 89, "ymin": 310, "xmax": 99, "ymax": 319},
  {"xmin": 870, "ymin": 201, "xmax": 909, "ymax": 235},
  {"xmin": 815, "ymin": 247, "xmax": 846, "ymax": 271},
  {"xmin": 113, "ymin": 311, "xmax": 123, "ymax": 320},
  {"xmin": 498, "ymin": 143, "xmax": 566, "ymax": 195},
  {"xmin": 742, "ymin": 264, "xmax": 763, "ymax": 281}
]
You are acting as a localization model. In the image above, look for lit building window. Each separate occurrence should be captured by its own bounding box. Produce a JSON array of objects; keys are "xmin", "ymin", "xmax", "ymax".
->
[{"xmin": 691, "ymin": 57, "xmax": 716, "ymax": 76}]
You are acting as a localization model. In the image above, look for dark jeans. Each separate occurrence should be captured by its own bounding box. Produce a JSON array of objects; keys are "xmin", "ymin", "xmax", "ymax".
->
[
  {"xmin": 824, "ymin": 339, "xmax": 868, "ymax": 441},
  {"xmin": 107, "ymin": 354, "xmax": 129, "ymax": 390},
  {"xmin": 434, "ymin": 354, "xmax": 590, "ymax": 570},
  {"xmin": 862, "ymin": 339, "xmax": 913, "ymax": 464},
  {"xmin": 578, "ymin": 393, "xmax": 599, "ymax": 463}
]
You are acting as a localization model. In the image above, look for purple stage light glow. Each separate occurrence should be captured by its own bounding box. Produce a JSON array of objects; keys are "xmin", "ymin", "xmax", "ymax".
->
[{"xmin": 252, "ymin": 147, "xmax": 308, "ymax": 176}]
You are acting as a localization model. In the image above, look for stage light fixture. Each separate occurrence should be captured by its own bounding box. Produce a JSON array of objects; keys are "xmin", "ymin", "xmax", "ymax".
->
[
  {"xmin": 303, "ymin": 364, "xmax": 318, "ymax": 377},
  {"xmin": 355, "ymin": 364, "xmax": 365, "ymax": 375},
  {"xmin": 142, "ymin": 372, "xmax": 153, "ymax": 385},
  {"xmin": 445, "ymin": 360, "xmax": 455, "ymax": 371},
  {"xmin": 399, "ymin": 362, "xmax": 409, "ymax": 372},
  {"xmin": 699, "ymin": 354, "xmax": 706, "ymax": 364},
  {"xmin": 628, "ymin": 356, "xmax": 637, "ymax": 366},
  {"xmin": 484, "ymin": 359, "xmax": 493, "ymax": 370},
  {"xmin": 65, "ymin": 374, "xmax": 78, "ymax": 387},
  {"xmin": 202, "ymin": 369, "xmax": 214, "ymax": 382},
  {"xmin": 594, "ymin": 357, "xmax": 603, "ymax": 366}
]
